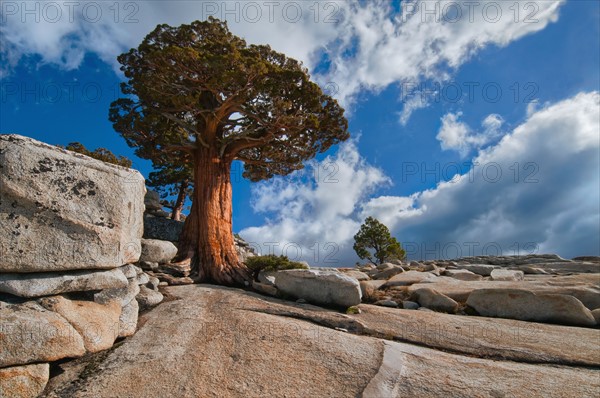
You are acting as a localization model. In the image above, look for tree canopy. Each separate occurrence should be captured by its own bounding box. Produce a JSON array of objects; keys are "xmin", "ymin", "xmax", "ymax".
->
[
  {"xmin": 109, "ymin": 17, "xmax": 349, "ymax": 181},
  {"xmin": 353, "ymin": 217, "xmax": 406, "ymax": 265},
  {"xmin": 61, "ymin": 142, "xmax": 132, "ymax": 168}
]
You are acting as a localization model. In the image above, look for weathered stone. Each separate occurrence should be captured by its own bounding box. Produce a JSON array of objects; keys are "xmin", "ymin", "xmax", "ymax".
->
[
  {"xmin": 355, "ymin": 303, "xmax": 600, "ymax": 366},
  {"xmin": 39, "ymin": 295, "xmax": 120, "ymax": 353},
  {"xmin": 118, "ymin": 299, "xmax": 139, "ymax": 338},
  {"xmin": 41, "ymin": 285, "xmax": 600, "ymax": 398},
  {"xmin": 146, "ymin": 276, "xmax": 160, "ymax": 290},
  {"xmin": 518, "ymin": 265, "xmax": 548, "ymax": 274},
  {"xmin": 138, "ymin": 261, "xmax": 159, "ymax": 272},
  {"xmin": 412, "ymin": 287, "xmax": 459, "ymax": 313},
  {"xmin": 136, "ymin": 285, "xmax": 164, "ymax": 310},
  {"xmin": 118, "ymin": 264, "xmax": 138, "ymax": 279},
  {"xmin": 341, "ymin": 270, "xmax": 370, "ymax": 281},
  {"xmin": 455, "ymin": 264, "xmax": 499, "ymax": 276},
  {"xmin": 274, "ymin": 269, "xmax": 362, "ymax": 308},
  {"xmin": 466, "ymin": 289, "xmax": 596, "ymax": 327},
  {"xmin": 533, "ymin": 261, "xmax": 600, "ymax": 274},
  {"xmin": 572, "ymin": 256, "xmax": 600, "ymax": 263},
  {"xmin": 150, "ymin": 272, "xmax": 194, "ymax": 286},
  {"xmin": 140, "ymin": 239, "xmax": 178, "ymax": 264},
  {"xmin": 142, "ymin": 214, "xmax": 183, "ymax": 242},
  {"xmin": 252, "ymin": 281, "xmax": 278, "ymax": 297},
  {"xmin": 135, "ymin": 272, "xmax": 150, "ymax": 286},
  {"xmin": 42, "ymin": 285, "xmax": 382, "ymax": 398},
  {"xmin": 374, "ymin": 300, "xmax": 398, "ymax": 308},
  {"xmin": 407, "ymin": 274, "xmax": 600, "ymax": 309},
  {"xmin": 0, "ymin": 269, "xmax": 128, "ymax": 298},
  {"xmin": 0, "ymin": 301, "xmax": 85, "ymax": 367},
  {"xmin": 144, "ymin": 190, "xmax": 162, "ymax": 211},
  {"xmin": 359, "ymin": 280, "xmax": 387, "ymax": 299},
  {"xmin": 94, "ymin": 279, "xmax": 140, "ymax": 307},
  {"xmin": 0, "ymin": 134, "xmax": 144, "ymax": 272},
  {"xmin": 376, "ymin": 262, "xmax": 394, "ymax": 271},
  {"xmin": 402, "ymin": 300, "xmax": 420, "ymax": 310},
  {"xmin": 372, "ymin": 266, "xmax": 404, "ymax": 280},
  {"xmin": 384, "ymin": 270, "xmax": 438, "ymax": 287},
  {"xmin": 0, "ymin": 363, "xmax": 49, "ymax": 398},
  {"xmin": 592, "ymin": 308, "xmax": 600, "ymax": 325},
  {"xmin": 443, "ymin": 269, "xmax": 483, "ymax": 281},
  {"xmin": 257, "ymin": 270, "xmax": 277, "ymax": 285},
  {"xmin": 491, "ymin": 269, "xmax": 525, "ymax": 281}
]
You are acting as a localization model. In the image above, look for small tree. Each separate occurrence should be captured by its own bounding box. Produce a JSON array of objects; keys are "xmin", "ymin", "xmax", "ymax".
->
[
  {"xmin": 353, "ymin": 217, "xmax": 405, "ymax": 265},
  {"xmin": 61, "ymin": 142, "xmax": 132, "ymax": 168}
]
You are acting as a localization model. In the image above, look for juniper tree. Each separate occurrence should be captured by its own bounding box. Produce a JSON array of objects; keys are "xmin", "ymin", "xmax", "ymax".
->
[
  {"xmin": 109, "ymin": 18, "xmax": 349, "ymax": 285},
  {"xmin": 353, "ymin": 217, "xmax": 406, "ymax": 265},
  {"xmin": 62, "ymin": 142, "xmax": 132, "ymax": 168}
]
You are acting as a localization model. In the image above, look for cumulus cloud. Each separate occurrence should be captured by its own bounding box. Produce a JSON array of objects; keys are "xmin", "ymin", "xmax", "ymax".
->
[
  {"xmin": 242, "ymin": 92, "xmax": 600, "ymax": 264},
  {"xmin": 239, "ymin": 139, "xmax": 389, "ymax": 266},
  {"xmin": 437, "ymin": 112, "xmax": 504, "ymax": 156},
  {"xmin": 1, "ymin": 0, "xmax": 565, "ymax": 113}
]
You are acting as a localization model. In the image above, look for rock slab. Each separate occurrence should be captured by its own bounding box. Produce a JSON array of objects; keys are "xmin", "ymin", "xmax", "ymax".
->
[
  {"xmin": 0, "ymin": 134, "xmax": 145, "ymax": 272},
  {"xmin": 274, "ymin": 269, "xmax": 362, "ymax": 308},
  {"xmin": 0, "ymin": 269, "xmax": 128, "ymax": 298},
  {"xmin": 0, "ymin": 363, "xmax": 49, "ymax": 398},
  {"xmin": 466, "ymin": 288, "xmax": 597, "ymax": 327}
]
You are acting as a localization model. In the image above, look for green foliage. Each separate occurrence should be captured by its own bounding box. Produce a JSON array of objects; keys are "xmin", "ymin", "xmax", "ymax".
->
[
  {"xmin": 61, "ymin": 142, "xmax": 132, "ymax": 168},
  {"xmin": 346, "ymin": 306, "xmax": 361, "ymax": 315},
  {"xmin": 109, "ymin": 17, "xmax": 349, "ymax": 182},
  {"xmin": 353, "ymin": 217, "xmax": 406, "ymax": 265},
  {"xmin": 246, "ymin": 255, "xmax": 308, "ymax": 280}
]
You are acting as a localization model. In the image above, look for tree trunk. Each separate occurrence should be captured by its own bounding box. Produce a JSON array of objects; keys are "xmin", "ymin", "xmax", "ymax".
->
[
  {"xmin": 176, "ymin": 146, "xmax": 250, "ymax": 285},
  {"xmin": 170, "ymin": 181, "xmax": 188, "ymax": 222}
]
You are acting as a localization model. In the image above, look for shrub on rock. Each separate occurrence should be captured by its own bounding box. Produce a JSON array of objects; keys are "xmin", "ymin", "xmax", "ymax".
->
[{"xmin": 246, "ymin": 255, "xmax": 308, "ymax": 281}]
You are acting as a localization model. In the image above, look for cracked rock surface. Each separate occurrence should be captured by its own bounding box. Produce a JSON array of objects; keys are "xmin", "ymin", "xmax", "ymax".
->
[{"xmin": 40, "ymin": 285, "xmax": 599, "ymax": 397}]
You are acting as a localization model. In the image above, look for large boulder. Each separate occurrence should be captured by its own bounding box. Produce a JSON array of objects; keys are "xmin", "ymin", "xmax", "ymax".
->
[
  {"xmin": 0, "ymin": 135, "xmax": 145, "ymax": 272},
  {"xmin": 38, "ymin": 296, "xmax": 121, "ymax": 353},
  {"xmin": 274, "ymin": 269, "xmax": 362, "ymax": 308},
  {"xmin": 144, "ymin": 190, "xmax": 162, "ymax": 212},
  {"xmin": 143, "ymin": 214, "xmax": 183, "ymax": 242},
  {"xmin": 118, "ymin": 298, "xmax": 139, "ymax": 338},
  {"xmin": 140, "ymin": 239, "xmax": 178, "ymax": 264},
  {"xmin": 384, "ymin": 270, "xmax": 438, "ymax": 287},
  {"xmin": 407, "ymin": 274, "xmax": 600, "ymax": 310},
  {"xmin": 443, "ymin": 269, "xmax": 483, "ymax": 281},
  {"xmin": 466, "ymin": 289, "xmax": 597, "ymax": 327},
  {"xmin": 491, "ymin": 269, "xmax": 525, "ymax": 281},
  {"xmin": 0, "ymin": 269, "xmax": 128, "ymax": 298},
  {"xmin": 0, "ymin": 363, "xmax": 49, "ymax": 398},
  {"xmin": 412, "ymin": 288, "xmax": 459, "ymax": 313},
  {"xmin": 0, "ymin": 301, "xmax": 85, "ymax": 367},
  {"xmin": 455, "ymin": 264, "xmax": 499, "ymax": 276}
]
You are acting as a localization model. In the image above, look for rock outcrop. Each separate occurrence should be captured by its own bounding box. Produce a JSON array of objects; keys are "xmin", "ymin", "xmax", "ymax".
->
[
  {"xmin": 0, "ymin": 135, "xmax": 163, "ymax": 396},
  {"xmin": 0, "ymin": 134, "xmax": 145, "ymax": 272},
  {"xmin": 40, "ymin": 285, "xmax": 600, "ymax": 398},
  {"xmin": 466, "ymin": 289, "xmax": 597, "ymax": 327},
  {"xmin": 274, "ymin": 269, "xmax": 362, "ymax": 307}
]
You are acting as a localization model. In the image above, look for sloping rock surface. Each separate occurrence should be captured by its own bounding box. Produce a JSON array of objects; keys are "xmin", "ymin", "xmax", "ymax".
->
[{"xmin": 41, "ymin": 285, "xmax": 600, "ymax": 398}]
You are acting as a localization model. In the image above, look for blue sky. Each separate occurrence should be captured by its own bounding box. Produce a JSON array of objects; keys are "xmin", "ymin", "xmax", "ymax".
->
[{"xmin": 1, "ymin": 0, "xmax": 599, "ymax": 265}]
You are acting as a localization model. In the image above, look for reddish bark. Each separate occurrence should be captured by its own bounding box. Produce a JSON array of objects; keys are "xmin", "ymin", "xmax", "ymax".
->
[{"xmin": 177, "ymin": 146, "xmax": 249, "ymax": 285}]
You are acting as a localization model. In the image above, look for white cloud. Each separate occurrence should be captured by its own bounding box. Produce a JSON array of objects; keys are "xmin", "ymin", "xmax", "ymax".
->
[
  {"xmin": 1, "ymin": 1, "xmax": 565, "ymax": 113},
  {"xmin": 397, "ymin": 94, "xmax": 430, "ymax": 126},
  {"xmin": 242, "ymin": 92, "xmax": 600, "ymax": 264},
  {"xmin": 437, "ymin": 112, "xmax": 504, "ymax": 156},
  {"xmin": 239, "ymin": 138, "xmax": 389, "ymax": 266}
]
